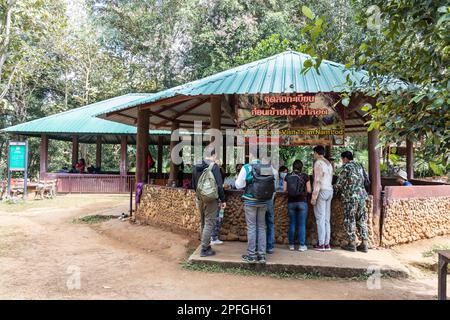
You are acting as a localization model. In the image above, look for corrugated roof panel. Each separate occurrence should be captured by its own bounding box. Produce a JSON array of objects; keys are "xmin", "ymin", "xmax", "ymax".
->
[
  {"xmin": 1, "ymin": 93, "xmax": 170, "ymax": 138},
  {"xmin": 96, "ymin": 51, "xmax": 405, "ymax": 121}
]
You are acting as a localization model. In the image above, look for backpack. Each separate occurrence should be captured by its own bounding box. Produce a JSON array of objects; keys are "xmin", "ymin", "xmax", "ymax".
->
[
  {"xmin": 286, "ymin": 172, "xmax": 307, "ymax": 198},
  {"xmin": 196, "ymin": 162, "xmax": 218, "ymax": 202},
  {"xmin": 357, "ymin": 162, "xmax": 370, "ymax": 193},
  {"xmin": 245, "ymin": 163, "xmax": 275, "ymax": 200}
]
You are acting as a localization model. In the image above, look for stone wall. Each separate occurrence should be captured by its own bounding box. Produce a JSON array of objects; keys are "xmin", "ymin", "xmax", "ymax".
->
[
  {"xmin": 381, "ymin": 186, "xmax": 450, "ymax": 247},
  {"xmin": 136, "ymin": 185, "xmax": 378, "ymax": 247}
]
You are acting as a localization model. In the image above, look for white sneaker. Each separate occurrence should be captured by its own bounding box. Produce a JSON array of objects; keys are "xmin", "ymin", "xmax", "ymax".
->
[
  {"xmin": 289, "ymin": 245, "xmax": 295, "ymax": 251},
  {"xmin": 298, "ymin": 245, "xmax": 308, "ymax": 252},
  {"xmin": 210, "ymin": 239, "xmax": 223, "ymax": 245}
]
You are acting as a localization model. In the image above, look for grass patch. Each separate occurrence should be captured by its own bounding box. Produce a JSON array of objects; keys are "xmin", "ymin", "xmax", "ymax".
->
[
  {"xmin": 181, "ymin": 261, "xmax": 377, "ymax": 281},
  {"xmin": 422, "ymin": 244, "xmax": 450, "ymax": 258},
  {"xmin": 72, "ymin": 215, "xmax": 115, "ymax": 224}
]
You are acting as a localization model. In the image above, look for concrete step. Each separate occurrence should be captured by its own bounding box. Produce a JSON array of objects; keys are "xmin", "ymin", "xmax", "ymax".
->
[{"xmin": 188, "ymin": 241, "xmax": 410, "ymax": 278}]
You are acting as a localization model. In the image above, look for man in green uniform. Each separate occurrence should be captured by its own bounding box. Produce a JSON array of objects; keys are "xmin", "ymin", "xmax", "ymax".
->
[{"xmin": 334, "ymin": 151, "xmax": 369, "ymax": 252}]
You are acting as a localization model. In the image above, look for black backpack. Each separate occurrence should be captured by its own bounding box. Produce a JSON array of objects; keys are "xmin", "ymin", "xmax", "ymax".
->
[
  {"xmin": 357, "ymin": 163, "xmax": 370, "ymax": 193},
  {"xmin": 286, "ymin": 172, "xmax": 307, "ymax": 198},
  {"xmin": 245, "ymin": 163, "xmax": 275, "ymax": 200}
]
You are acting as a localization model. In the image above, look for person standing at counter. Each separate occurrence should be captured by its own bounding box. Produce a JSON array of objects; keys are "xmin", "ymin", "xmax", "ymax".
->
[
  {"xmin": 235, "ymin": 152, "xmax": 275, "ymax": 264},
  {"xmin": 284, "ymin": 160, "xmax": 311, "ymax": 251},
  {"xmin": 311, "ymin": 145, "xmax": 334, "ymax": 251},
  {"xmin": 192, "ymin": 146, "xmax": 226, "ymax": 257}
]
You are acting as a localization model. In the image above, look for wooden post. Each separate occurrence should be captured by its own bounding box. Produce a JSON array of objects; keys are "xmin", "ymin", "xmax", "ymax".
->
[
  {"xmin": 438, "ymin": 251, "xmax": 449, "ymax": 300},
  {"xmin": 210, "ymin": 96, "xmax": 222, "ymax": 131},
  {"xmin": 120, "ymin": 135, "xmax": 128, "ymax": 176},
  {"xmin": 406, "ymin": 139, "xmax": 414, "ymax": 180},
  {"xmin": 39, "ymin": 134, "xmax": 48, "ymax": 180},
  {"xmin": 136, "ymin": 109, "xmax": 149, "ymax": 184},
  {"xmin": 96, "ymin": 136, "xmax": 102, "ymax": 169},
  {"xmin": 368, "ymin": 129, "xmax": 382, "ymax": 216},
  {"xmin": 168, "ymin": 121, "xmax": 180, "ymax": 186},
  {"xmin": 157, "ymin": 135, "xmax": 163, "ymax": 179},
  {"xmin": 210, "ymin": 96, "xmax": 222, "ymax": 163},
  {"xmin": 72, "ymin": 135, "xmax": 79, "ymax": 165},
  {"xmin": 325, "ymin": 145, "xmax": 331, "ymax": 159}
]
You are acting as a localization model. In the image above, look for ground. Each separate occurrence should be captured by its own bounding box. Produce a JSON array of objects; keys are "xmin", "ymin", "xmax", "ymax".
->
[{"xmin": 0, "ymin": 194, "xmax": 448, "ymax": 300}]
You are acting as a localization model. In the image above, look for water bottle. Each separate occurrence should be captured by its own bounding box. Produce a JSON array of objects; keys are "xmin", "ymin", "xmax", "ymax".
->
[{"xmin": 219, "ymin": 208, "xmax": 224, "ymax": 219}]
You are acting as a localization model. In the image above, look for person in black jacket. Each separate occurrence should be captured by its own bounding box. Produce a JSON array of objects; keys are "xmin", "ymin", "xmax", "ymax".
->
[{"xmin": 191, "ymin": 146, "xmax": 226, "ymax": 257}]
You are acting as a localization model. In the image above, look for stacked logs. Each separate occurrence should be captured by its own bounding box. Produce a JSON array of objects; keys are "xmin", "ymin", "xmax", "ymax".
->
[
  {"xmin": 381, "ymin": 196, "xmax": 450, "ymax": 247},
  {"xmin": 137, "ymin": 185, "xmax": 200, "ymax": 233}
]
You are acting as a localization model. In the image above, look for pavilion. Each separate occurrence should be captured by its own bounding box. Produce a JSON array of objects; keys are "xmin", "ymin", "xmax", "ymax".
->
[
  {"xmin": 95, "ymin": 50, "xmax": 413, "ymax": 218},
  {"xmin": 1, "ymin": 93, "xmax": 171, "ymax": 193}
]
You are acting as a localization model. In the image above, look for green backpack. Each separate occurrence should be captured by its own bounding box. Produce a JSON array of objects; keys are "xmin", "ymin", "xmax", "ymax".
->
[{"xmin": 196, "ymin": 162, "xmax": 218, "ymax": 202}]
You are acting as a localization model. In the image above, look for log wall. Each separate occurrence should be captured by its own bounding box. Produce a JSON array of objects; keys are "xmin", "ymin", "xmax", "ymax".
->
[{"xmin": 136, "ymin": 185, "xmax": 378, "ymax": 247}]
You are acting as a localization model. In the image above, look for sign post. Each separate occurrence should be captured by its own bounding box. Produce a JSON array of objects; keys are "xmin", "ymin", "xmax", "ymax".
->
[{"xmin": 7, "ymin": 141, "xmax": 29, "ymax": 198}]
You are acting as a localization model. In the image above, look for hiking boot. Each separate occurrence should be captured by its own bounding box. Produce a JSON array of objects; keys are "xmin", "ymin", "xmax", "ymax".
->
[
  {"xmin": 324, "ymin": 244, "xmax": 332, "ymax": 251},
  {"xmin": 200, "ymin": 247, "xmax": 216, "ymax": 257},
  {"xmin": 357, "ymin": 241, "xmax": 369, "ymax": 253},
  {"xmin": 341, "ymin": 242, "xmax": 357, "ymax": 252},
  {"xmin": 257, "ymin": 255, "xmax": 266, "ymax": 264},
  {"xmin": 241, "ymin": 254, "xmax": 257, "ymax": 264}
]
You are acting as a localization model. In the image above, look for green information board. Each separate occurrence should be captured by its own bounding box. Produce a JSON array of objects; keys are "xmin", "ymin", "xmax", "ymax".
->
[{"xmin": 9, "ymin": 142, "xmax": 27, "ymax": 171}]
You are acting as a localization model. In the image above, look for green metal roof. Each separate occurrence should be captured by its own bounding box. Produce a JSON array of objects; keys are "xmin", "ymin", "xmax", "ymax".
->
[
  {"xmin": 96, "ymin": 50, "xmax": 392, "ymax": 118},
  {"xmin": 1, "ymin": 93, "xmax": 170, "ymax": 144}
]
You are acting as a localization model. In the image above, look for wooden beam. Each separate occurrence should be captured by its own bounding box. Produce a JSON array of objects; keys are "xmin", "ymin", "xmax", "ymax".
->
[
  {"xmin": 96, "ymin": 135, "xmax": 102, "ymax": 169},
  {"xmin": 136, "ymin": 109, "xmax": 150, "ymax": 184},
  {"xmin": 40, "ymin": 134, "xmax": 48, "ymax": 179},
  {"xmin": 120, "ymin": 135, "xmax": 128, "ymax": 176},
  {"xmin": 139, "ymin": 95, "xmax": 193, "ymax": 111},
  {"xmin": 368, "ymin": 129, "xmax": 381, "ymax": 215},
  {"xmin": 154, "ymin": 99, "xmax": 208, "ymax": 128},
  {"xmin": 72, "ymin": 135, "xmax": 79, "ymax": 166},
  {"xmin": 406, "ymin": 139, "xmax": 414, "ymax": 180}
]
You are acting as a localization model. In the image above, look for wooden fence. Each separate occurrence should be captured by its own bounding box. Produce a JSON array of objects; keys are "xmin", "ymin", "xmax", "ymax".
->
[{"xmin": 55, "ymin": 174, "xmax": 135, "ymax": 194}]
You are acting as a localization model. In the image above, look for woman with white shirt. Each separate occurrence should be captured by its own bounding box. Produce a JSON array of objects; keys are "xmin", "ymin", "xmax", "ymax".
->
[{"xmin": 311, "ymin": 145, "xmax": 334, "ymax": 251}]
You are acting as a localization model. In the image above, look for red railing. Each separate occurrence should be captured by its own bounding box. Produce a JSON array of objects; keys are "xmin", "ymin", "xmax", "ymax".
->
[{"xmin": 54, "ymin": 174, "xmax": 135, "ymax": 194}]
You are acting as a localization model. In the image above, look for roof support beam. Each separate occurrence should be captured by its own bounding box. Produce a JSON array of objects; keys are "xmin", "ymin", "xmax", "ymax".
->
[{"xmin": 155, "ymin": 98, "xmax": 208, "ymax": 128}]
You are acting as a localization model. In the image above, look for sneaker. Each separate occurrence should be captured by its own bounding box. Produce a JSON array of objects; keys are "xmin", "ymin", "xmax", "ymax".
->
[
  {"xmin": 210, "ymin": 239, "xmax": 223, "ymax": 245},
  {"xmin": 298, "ymin": 245, "xmax": 308, "ymax": 252},
  {"xmin": 257, "ymin": 255, "xmax": 266, "ymax": 264},
  {"xmin": 241, "ymin": 254, "xmax": 257, "ymax": 264},
  {"xmin": 324, "ymin": 244, "xmax": 332, "ymax": 251},
  {"xmin": 341, "ymin": 242, "xmax": 357, "ymax": 252},
  {"xmin": 289, "ymin": 245, "xmax": 295, "ymax": 251},
  {"xmin": 200, "ymin": 247, "xmax": 216, "ymax": 257},
  {"xmin": 315, "ymin": 245, "xmax": 326, "ymax": 251},
  {"xmin": 266, "ymin": 249, "xmax": 274, "ymax": 254}
]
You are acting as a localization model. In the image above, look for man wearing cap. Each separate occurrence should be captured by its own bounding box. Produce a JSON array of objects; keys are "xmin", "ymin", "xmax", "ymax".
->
[{"xmin": 395, "ymin": 170, "xmax": 413, "ymax": 186}]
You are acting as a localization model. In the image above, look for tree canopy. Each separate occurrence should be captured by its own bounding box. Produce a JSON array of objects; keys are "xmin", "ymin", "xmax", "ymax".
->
[{"xmin": 0, "ymin": 0, "xmax": 448, "ymax": 179}]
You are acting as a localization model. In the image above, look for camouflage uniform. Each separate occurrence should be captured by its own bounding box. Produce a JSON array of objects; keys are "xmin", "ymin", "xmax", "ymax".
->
[{"xmin": 334, "ymin": 161, "xmax": 369, "ymax": 243}]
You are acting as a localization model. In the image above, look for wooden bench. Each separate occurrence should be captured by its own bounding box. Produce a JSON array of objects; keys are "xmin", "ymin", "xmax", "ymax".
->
[
  {"xmin": 438, "ymin": 250, "xmax": 450, "ymax": 300},
  {"xmin": 34, "ymin": 180, "xmax": 57, "ymax": 200}
]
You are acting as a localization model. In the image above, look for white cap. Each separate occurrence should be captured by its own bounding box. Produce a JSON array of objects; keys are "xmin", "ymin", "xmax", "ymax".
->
[{"xmin": 396, "ymin": 169, "xmax": 408, "ymax": 180}]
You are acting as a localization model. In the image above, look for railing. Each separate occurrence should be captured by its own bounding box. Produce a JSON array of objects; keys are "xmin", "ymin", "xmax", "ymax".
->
[{"xmin": 54, "ymin": 174, "xmax": 135, "ymax": 194}]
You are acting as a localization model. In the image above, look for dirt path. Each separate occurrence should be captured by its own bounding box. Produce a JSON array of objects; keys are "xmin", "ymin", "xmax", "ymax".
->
[{"xmin": 0, "ymin": 195, "xmax": 442, "ymax": 299}]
